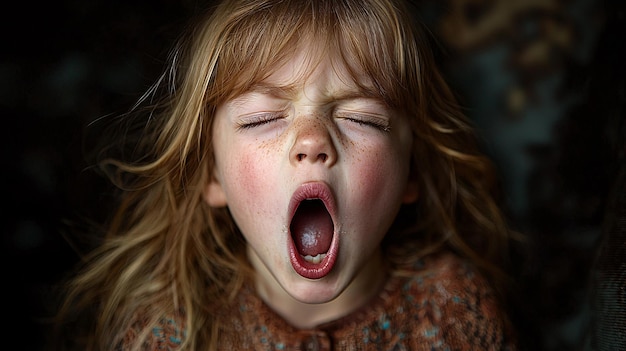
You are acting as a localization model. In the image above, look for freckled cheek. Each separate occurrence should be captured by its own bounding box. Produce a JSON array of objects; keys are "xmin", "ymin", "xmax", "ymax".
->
[
  {"xmin": 224, "ymin": 143, "xmax": 280, "ymax": 213},
  {"xmin": 349, "ymin": 141, "xmax": 409, "ymax": 202}
]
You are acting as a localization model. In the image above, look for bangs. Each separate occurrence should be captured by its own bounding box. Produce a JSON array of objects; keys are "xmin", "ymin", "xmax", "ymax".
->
[{"xmin": 206, "ymin": 0, "xmax": 420, "ymax": 108}]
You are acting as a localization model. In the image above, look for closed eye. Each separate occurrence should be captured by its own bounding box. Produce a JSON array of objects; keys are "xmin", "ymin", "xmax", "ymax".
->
[
  {"xmin": 339, "ymin": 114, "xmax": 391, "ymax": 132},
  {"xmin": 236, "ymin": 112, "xmax": 285, "ymax": 130}
]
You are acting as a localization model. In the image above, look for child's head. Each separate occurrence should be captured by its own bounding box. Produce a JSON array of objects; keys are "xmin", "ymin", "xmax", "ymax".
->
[
  {"xmin": 100, "ymin": 0, "xmax": 508, "ymax": 310},
  {"xmin": 57, "ymin": 0, "xmax": 512, "ymax": 349},
  {"xmin": 148, "ymin": 0, "xmax": 506, "ymax": 278}
]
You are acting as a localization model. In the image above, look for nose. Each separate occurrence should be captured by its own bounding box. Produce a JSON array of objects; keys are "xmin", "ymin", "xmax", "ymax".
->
[{"xmin": 289, "ymin": 117, "xmax": 337, "ymax": 167}]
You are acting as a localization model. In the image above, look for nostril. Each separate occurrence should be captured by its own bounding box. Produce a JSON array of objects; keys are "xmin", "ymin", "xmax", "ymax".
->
[{"xmin": 296, "ymin": 153, "xmax": 328, "ymax": 162}]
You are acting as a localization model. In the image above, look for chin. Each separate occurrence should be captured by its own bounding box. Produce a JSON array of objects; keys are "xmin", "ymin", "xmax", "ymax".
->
[{"xmin": 281, "ymin": 271, "xmax": 345, "ymax": 304}]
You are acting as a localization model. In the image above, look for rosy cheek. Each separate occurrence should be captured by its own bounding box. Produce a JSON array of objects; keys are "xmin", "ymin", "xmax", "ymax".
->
[
  {"xmin": 353, "ymin": 143, "xmax": 407, "ymax": 202},
  {"xmin": 348, "ymin": 145, "xmax": 381, "ymax": 195},
  {"xmin": 226, "ymin": 144, "xmax": 279, "ymax": 216},
  {"xmin": 230, "ymin": 152, "xmax": 260, "ymax": 196}
]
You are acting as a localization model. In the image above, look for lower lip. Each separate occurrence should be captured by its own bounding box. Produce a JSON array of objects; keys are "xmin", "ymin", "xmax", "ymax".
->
[{"xmin": 288, "ymin": 236, "xmax": 338, "ymax": 279}]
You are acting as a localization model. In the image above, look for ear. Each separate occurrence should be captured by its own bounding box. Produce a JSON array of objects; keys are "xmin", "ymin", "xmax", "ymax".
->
[
  {"xmin": 203, "ymin": 176, "xmax": 228, "ymax": 207},
  {"xmin": 402, "ymin": 178, "xmax": 419, "ymax": 204}
]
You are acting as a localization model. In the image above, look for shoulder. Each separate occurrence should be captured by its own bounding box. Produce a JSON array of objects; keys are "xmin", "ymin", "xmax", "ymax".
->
[
  {"xmin": 121, "ymin": 314, "xmax": 187, "ymax": 351},
  {"xmin": 396, "ymin": 251, "xmax": 516, "ymax": 350},
  {"xmin": 405, "ymin": 250, "xmax": 494, "ymax": 298}
]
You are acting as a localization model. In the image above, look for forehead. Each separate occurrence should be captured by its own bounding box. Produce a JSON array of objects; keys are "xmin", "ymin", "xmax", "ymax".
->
[
  {"xmin": 202, "ymin": 0, "xmax": 421, "ymax": 110},
  {"xmin": 237, "ymin": 44, "xmax": 380, "ymax": 101}
]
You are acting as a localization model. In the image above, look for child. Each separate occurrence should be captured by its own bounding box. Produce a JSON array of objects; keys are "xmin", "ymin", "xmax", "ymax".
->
[{"xmin": 52, "ymin": 0, "xmax": 518, "ymax": 349}]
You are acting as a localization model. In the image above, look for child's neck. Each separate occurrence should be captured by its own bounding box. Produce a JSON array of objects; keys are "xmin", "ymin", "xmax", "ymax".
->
[{"xmin": 250, "ymin": 250, "xmax": 389, "ymax": 330}]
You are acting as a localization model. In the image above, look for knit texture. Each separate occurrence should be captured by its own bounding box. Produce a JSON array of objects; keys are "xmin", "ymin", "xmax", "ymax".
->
[{"xmin": 132, "ymin": 251, "xmax": 517, "ymax": 350}]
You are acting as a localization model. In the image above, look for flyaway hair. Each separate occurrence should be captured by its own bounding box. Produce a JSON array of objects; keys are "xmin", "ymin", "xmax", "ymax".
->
[{"xmin": 51, "ymin": 1, "xmax": 514, "ymax": 350}]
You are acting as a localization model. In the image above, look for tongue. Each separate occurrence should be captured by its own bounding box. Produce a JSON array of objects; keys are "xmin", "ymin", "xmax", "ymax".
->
[{"xmin": 291, "ymin": 199, "xmax": 333, "ymax": 256}]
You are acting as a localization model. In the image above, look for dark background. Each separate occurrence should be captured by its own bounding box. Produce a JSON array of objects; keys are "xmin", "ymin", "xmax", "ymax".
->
[{"xmin": 2, "ymin": 0, "xmax": 624, "ymax": 350}]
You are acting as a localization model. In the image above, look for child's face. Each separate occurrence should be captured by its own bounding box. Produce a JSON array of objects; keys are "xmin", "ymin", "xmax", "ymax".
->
[{"xmin": 205, "ymin": 48, "xmax": 418, "ymax": 307}]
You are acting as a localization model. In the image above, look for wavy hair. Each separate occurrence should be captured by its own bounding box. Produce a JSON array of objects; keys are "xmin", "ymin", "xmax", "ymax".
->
[{"xmin": 52, "ymin": 0, "xmax": 514, "ymax": 350}]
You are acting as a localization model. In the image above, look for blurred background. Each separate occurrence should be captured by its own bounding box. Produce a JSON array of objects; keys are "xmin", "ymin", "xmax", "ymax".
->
[{"xmin": 2, "ymin": 0, "xmax": 623, "ymax": 350}]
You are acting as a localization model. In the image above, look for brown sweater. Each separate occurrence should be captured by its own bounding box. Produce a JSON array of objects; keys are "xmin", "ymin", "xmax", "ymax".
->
[{"xmin": 141, "ymin": 251, "xmax": 517, "ymax": 350}]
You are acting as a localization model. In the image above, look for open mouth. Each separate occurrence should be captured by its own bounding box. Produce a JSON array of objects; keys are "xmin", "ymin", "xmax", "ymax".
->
[
  {"xmin": 291, "ymin": 199, "xmax": 333, "ymax": 263},
  {"xmin": 288, "ymin": 183, "xmax": 338, "ymax": 279}
]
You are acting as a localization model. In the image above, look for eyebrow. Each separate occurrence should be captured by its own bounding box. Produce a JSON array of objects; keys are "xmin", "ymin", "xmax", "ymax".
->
[
  {"xmin": 329, "ymin": 89, "xmax": 381, "ymax": 102},
  {"xmin": 246, "ymin": 83, "xmax": 299, "ymax": 99},
  {"xmin": 243, "ymin": 82, "xmax": 384, "ymax": 103}
]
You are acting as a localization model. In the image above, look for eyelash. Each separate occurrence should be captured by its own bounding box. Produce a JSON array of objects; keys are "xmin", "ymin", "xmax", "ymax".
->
[
  {"xmin": 341, "ymin": 115, "xmax": 391, "ymax": 132},
  {"xmin": 236, "ymin": 113, "xmax": 284, "ymax": 130},
  {"xmin": 236, "ymin": 113, "xmax": 391, "ymax": 132}
]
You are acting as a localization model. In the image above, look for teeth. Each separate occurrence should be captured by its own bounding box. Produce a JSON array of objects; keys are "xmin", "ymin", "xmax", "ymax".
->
[{"xmin": 303, "ymin": 253, "xmax": 326, "ymax": 264}]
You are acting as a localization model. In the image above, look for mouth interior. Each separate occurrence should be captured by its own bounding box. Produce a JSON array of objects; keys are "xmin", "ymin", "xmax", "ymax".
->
[{"xmin": 290, "ymin": 199, "xmax": 334, "ymax": 259}]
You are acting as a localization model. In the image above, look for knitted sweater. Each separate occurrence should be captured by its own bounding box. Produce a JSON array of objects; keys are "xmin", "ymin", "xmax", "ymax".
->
[{"xmin": 140, "ymin": 251, "xmax": 517, "ymax": 350}]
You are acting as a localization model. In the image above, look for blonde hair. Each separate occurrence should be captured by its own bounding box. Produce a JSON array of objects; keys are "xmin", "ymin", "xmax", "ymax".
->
[{"xmin": 52, "ymin": 0, "xmax": 513, "ymax": 350}]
